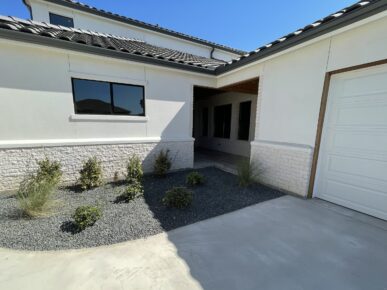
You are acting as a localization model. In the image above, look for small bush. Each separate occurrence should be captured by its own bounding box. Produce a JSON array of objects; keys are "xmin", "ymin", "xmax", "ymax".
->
[
  {"xmin": 154, "ymin": 150, "xmax": 172, "ymax": 177},
  {"xmin": 126, "ymin": 154, "xmax": 143, "ymax": 182},
  {"xmin": 73, "ymin": 205, "xmax": 102, "ymax": 231},
  {"xmin": 119, "ymin": 180, "xmax": 144, "ymax": 202},
  {"xmin": 162, "ymin": 187, "xmax": 193, "ymax": 209},
  {"xmin": 186, "ymin": 171, "xmax": 205, "ymax": 186},
  {"xmin": 79, "ymin": 157, "xmax": 103, "ymax": 190},
  {"xmin": 36, "ymin": 158, "xmax": 62, "ymax": 185},
  {"xmin": 17, "ymin": 175, "xmax": 57, "ymax": 217},
  {"xmin": 237, "ymin": 160, "xmax": 262, "ymax": 187}
]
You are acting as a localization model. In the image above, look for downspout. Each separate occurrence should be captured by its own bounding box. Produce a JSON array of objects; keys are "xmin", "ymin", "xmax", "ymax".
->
[
  {"xmin": 22, "ymin": 0, "xmax": 33, "ymax": 19},
  {"xmin": 210, "ymin": 47, "xmax": 215, "ymax": 59}
]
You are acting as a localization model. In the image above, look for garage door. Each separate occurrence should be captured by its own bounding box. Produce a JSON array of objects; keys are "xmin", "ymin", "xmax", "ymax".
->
[{"xmin": 314, "ymin": 64, "xmax": 387, "ymax": 220}]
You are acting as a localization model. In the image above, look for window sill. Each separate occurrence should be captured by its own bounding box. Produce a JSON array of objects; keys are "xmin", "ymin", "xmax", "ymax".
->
[{"xmin": 69, "ymin": 114, "xmax": 148, "ymax": 123}]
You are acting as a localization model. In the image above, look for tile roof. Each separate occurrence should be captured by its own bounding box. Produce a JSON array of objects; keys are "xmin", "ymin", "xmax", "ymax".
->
[
  {"xmin": 28, "ymin": 0, "xmax": 247, "ymax": 55},
  {"xmin": 0, "ymin": 16, "xmax": 226, "ymax": 72},
  {"xmin": 217, "ymin": 0, "xmax": 386, "ymax": 74}
]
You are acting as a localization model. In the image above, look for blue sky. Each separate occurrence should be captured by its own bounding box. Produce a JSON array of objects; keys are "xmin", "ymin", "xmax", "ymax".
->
[{"xmin": 1, "ymin": 0, "xmax": 356, "ymax": 51}]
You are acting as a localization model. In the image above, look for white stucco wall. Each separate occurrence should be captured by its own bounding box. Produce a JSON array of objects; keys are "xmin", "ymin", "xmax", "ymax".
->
[
  {"xmin": 0, "ymin": 39, "xmax": 215, "ymax": 144},
  {"xmin": 218, "ymin": 13, "xmax": 387, "ymax": 148},
  {"xmin": 194, "ymin": 92, "xmax": 257, "ymax": 157},
  {"xmin": 216, "ymin": 12, "xmax": 387, "ymax": 196},
  {"xmin": 0, "ymin": 37, "xmax": 216, "ymax": 190},
  {"xmin": 26, "ymin": 0, "xmax": 240, "ymax": 61}
]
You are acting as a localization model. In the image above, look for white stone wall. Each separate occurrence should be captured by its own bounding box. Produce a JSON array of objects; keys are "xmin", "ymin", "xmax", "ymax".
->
[
  {"xmin": 251, "ymin": 141, "xmax": 314, "ymax": 196},
  {"xmin": 0, "ymin": 140, "xmax": 193, "ymax": 191}
]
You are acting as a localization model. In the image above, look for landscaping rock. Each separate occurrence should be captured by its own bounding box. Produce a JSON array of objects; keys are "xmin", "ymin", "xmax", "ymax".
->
[{"xmin": 0, "ymin": 167, "xmax": 284, "ymax": 251}]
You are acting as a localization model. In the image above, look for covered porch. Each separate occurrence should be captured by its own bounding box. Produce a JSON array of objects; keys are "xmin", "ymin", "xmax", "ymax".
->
[{"xmin": 192, "ymin": 78, "xmax": 259, "ymax": 173}]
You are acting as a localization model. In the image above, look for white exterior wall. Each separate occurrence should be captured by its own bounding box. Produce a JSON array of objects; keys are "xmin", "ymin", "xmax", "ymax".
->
[
  {"xmin": 26, "ymin": 0, "xmax": 239, "ymax": 61},
  {"xmin": 0, "ymin": 39, "xmax": 215, "ymax": 191},
  {"xmin": 194, "ymin": 92, "xmax": 257, "ymax": 157},
  {"xmin": 217, "ymin": 13, "xmax": 387, "ymax": 196}
]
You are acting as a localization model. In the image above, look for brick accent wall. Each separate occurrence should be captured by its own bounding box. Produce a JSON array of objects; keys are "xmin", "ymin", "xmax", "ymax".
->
[
  {"xmin": 0, "ymin": 140, "xmax": 193, "ymax": 191},
  {"xmin": 251, "ymin": 140, "xmax": 314, "ymax": 196}
]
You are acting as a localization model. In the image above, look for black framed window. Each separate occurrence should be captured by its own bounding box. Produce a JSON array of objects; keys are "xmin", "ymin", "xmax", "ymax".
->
[
  {"xmin": 72, "ymin": 78, "xmax": 145, "ymax": 116},
  {"xmin": 49, "ymin": 13, "xmax": 74, "ymax": 28},
  {"xmin": 202, "ymin": 107, "xmax": 209, "ymax": 137},
  {"xmin": 214, "ymin": 104, "xmax": 232, "ymax": 139},
  {"xmin": 238, "ymin": 101, "xmax": 252, "ymax": 140}
]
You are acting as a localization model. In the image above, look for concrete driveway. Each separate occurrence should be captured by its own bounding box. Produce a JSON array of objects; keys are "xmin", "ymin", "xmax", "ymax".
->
[{"xmin": 1, "ymin": 195, "xmax": 386, "ymax": 290}]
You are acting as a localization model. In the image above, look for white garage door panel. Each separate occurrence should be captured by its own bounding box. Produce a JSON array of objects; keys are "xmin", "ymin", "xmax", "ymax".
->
[
  {"xmin": 320, "ymin": 180, "xmax": 387, "ymax": 218},
  {"xmin": 328, "ymin": 155, "xmax": 387, "ymax": 183},
  {"xmin": 314, "ymin": 64, "xmax": 387, "ymax": 220},
  {"xmin": 333, "ymin": 132, "xmax": 387, "ymax": 153},
  {"xmin": 338, "ymin": 105, "xmax": 387, "ymax": 126}
]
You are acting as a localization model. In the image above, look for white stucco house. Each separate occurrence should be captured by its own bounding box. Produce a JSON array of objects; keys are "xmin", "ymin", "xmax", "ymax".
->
[{"xmin": 0, "ymin": 0, "xmax": 386, "ymax": 220}]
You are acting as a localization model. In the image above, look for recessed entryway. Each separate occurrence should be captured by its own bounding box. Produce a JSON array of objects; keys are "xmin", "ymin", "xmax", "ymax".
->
[
  {"xmin": 313, "ymin": 63, "xmax": 387, "ymax": 220},
  {"xmin": 192, "ymin": 78, "xmax": 259, "ymax": 166}
]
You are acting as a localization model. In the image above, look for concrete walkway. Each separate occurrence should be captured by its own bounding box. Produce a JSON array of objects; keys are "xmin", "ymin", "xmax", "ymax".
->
[
  {"xmin": 194, "ymin": 148, "xmax": 248, "ymax": 174},
  {"xmin": 1, "ymin": 196, "xmax": 387, "ymax": 290}
]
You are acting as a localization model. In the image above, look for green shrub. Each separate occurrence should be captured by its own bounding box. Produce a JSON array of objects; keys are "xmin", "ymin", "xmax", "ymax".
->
[
  {"xmin": 36, "ymin": 158, "xmax": 62, "ymax": 185},
  {"xmin": 17, "ymin": 175, "xmax": 57, "ymax": 218},
  {"xmin": 186, "ymin": 171, "xmax": 205, "ymax": 186},
  {"xmin": 120, "ymin": 180, "xmax": 144, "ymax": 202},
  {"xmin": 126, "ymin": 154, "xmax": 143, "ymax": 182},
  {"xmin": 237, "ymin": 160, "xmax": 262, "ymax": 187},
  {"xmin": 154, "ymin": 150, "xmax": 172, "ymax": 177},
  {"xmin": 79, "ymin": 157, "xmax": 103, "ymax": 190},
  {"xmin": 162, "ymin": 187, "xmax": 193, "ymax": 209},
  {"xmin": 73, "ymin": 205, "xmax": 102, "ymax": 231}
]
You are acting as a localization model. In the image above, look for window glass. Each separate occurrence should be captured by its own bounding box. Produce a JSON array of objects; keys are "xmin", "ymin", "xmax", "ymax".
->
[
  {"xmin": 214, "ymin": 104, "xmax": 232, "ymax": 139},
  {"xmin": 49, "ymin": 13, "xmax": 74, "ymax": 28},
  {"xmin": 73, "ymin": 79, "xmax": 111, "ymax": 114},
  {"xmin": 112, "ymin": 84, "xmax": 145, "ymax": 116},
  {"xmin": 238, "ymin": 101, "xmax": 252, "ymax": 140},
  {"xmin": 72, "ymin": 78, "xmax": 145, "ymax": 116}
]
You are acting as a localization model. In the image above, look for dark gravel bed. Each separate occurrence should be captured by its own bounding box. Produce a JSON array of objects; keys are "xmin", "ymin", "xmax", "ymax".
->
[{"xmin": 0, "ymin": 167, "xmax": 284, "ymax": 251}]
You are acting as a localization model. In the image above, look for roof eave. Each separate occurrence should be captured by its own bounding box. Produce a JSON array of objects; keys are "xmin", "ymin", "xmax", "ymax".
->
[
  {"xmin": 0, "ymin": 29, "xmax": 218, "ymax": 75},
  {"xmin": 40, "ymin": 0, "xmax": 246, "ymax": 55},
  {"xmin": 215, "ymin": 0, "xmax": 387, "ymax": 75}
]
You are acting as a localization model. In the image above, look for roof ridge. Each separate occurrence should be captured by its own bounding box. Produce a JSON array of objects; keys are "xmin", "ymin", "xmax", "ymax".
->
[{"xmin": 32, "ymin": 0, "xmax": 247, "ymax": 55}]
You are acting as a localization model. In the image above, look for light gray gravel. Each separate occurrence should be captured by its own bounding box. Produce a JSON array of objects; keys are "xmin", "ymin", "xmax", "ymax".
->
[{"xmin": 0, "ymin": 167, "xmax": 284, "ymax": 251}]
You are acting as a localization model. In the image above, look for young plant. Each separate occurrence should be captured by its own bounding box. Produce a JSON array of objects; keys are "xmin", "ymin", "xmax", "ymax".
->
[
  {"xmin": 162, "ymin": 187, "xmax": 193, "ymax": 209},
  {"xmin": 113, "ymin": 171, "xmax": 120, "ymax": 183},
  {"xmin": 186, "ymin": 171, "xmax": 205, "ymax": 186},
  {"xmin": 36, "ymin": 158, "xmax": 63, "ymax": 185},
  {"xmin": 79, "ymin": 157, "xmax": 103, "ymax": 190},
  {"xmin": 126, "ymin": 154, "xmax": 143, "ymax": 182},
  {"xmin": 17, "ymin": 174, "xmax": 57, "ymax": 218},
  {"xmin": 154, "ymin": 150, "xmax": 172, "ymax": 177},
  {"xmin": 237, "ymin": 160, "xmax": 262, "ymax": 187},
  {"xmin": 73, "ymin": 205, "xmax": 102, "ymax": 231},
  {"xmin": 119, "ymin": 180, "xmax": 144, "ymax": 202}
]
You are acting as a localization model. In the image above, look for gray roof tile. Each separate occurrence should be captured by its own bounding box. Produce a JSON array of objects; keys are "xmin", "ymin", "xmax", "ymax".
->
[{"xmin": 0, "ymin": 16, "xmax": 226, "ymax": 71}]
